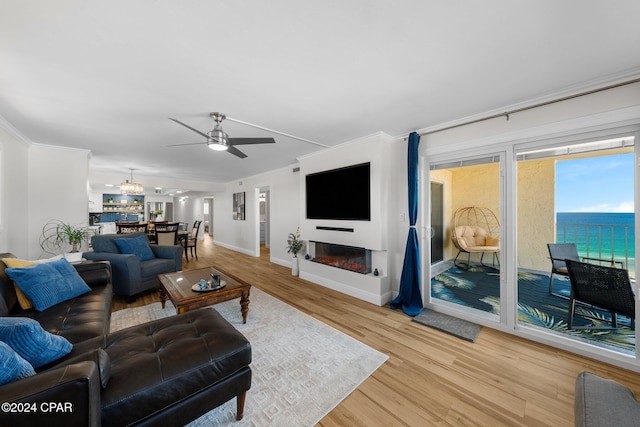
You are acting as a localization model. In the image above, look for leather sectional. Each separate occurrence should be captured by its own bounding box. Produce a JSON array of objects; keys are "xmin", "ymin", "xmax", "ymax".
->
[{"xmin": 0, "ymin": 253, "xmax": 252, "ymax": 426}]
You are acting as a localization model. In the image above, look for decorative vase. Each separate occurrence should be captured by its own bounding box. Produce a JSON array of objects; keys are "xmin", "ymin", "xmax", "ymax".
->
[
  {"xmin": 292, "ymin": 256, "xmax": 299, "ymax": 276},
  {"xmin": 64, "ymin": 252, "xmax": 83, "ymax": 263}
]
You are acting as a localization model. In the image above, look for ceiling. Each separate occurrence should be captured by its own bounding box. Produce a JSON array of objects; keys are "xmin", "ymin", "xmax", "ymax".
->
[{"xmin": 1, "ymin": 1, "xmax": 640, "ymax": 195}]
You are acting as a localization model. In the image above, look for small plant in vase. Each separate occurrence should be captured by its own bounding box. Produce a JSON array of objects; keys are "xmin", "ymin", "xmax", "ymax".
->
[
  {"xmin": 286, "ymin": 228, "xmax": 304, "ymax": 276},
  {"xmin": 152, "ymin": 209, "xmax": 164, "ymax": 221},
  {"xmin": 40, "ymin": 220, "xmax": 91, "ymax": 262}
]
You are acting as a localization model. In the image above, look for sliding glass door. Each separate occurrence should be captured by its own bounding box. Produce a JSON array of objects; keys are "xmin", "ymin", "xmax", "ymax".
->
[
  {"xmin": 428, "ymin": 154, "xmax": 503, "ymax": 322},
  {"xmin": 515, "ymin": 136, "xmax": 636, "ymax": 355}
]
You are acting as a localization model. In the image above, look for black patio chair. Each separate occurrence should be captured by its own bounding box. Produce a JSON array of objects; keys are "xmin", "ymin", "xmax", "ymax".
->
[
  {"xmin": 564, "ymin": 259, "xmax": 635, "ymax": 330},
  {"xmin": 546, "ymin": 243, "xmax": 623, "ymax": 298}
]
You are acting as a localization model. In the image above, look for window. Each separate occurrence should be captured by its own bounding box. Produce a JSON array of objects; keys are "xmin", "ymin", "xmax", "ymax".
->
[{"xmin": 516, "ymin": 136, "xmax": 635, "ymax": 355}]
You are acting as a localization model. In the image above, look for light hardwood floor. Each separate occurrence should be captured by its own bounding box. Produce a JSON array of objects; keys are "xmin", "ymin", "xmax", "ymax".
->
[{"xmin": 113, "ymin": 235, "xmax": 640, "ymax": 426}]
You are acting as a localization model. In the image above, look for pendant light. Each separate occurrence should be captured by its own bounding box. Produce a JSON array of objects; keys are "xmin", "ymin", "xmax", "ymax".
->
[{"xmin": 120, "ymin": 169, "xmax": 144, "ymax": 195}]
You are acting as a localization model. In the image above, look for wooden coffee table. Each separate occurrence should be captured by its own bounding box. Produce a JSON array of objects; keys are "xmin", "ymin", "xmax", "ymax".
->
[{"xmin": 158, "ymin": 266, "xmax": 251, "ymax": 323}]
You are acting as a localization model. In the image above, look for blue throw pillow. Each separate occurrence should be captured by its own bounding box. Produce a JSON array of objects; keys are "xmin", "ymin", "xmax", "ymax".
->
[
  {"xmin": 0, "ymin": 341, "xmax": 35, "ymax": 385},
  {"xmin": 5, "ymin": 258, "xmax": 92, "ymax": 311},
  {"xmin": 114, "ymin": 235, "xmax": 155, "ymax": 261},
  {"xmin": 0, "ymin": 317, "xmax": 72, "ymax": 368}
]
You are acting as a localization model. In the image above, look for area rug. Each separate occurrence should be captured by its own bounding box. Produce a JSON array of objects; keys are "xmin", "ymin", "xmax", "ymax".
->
[
  {"xmin": 431, "ymin": 265, "xmax": 635, "ymax": 353},
  {"xmin": 413, "ymin": 310, "xmax": 481, "ymax": 342},
  {"xmin": 110, "ymin": 288, "xmax": 388, "ymax": 426}
]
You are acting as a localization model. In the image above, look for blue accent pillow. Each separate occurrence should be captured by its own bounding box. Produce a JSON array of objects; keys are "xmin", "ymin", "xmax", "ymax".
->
[
  {"xmin": 114, "ymin": 235, "xmax": 155, "ymax": 261},
  {"xmin": 0, "ymin": 341, "xmax": 35, "ymax": 386},
  {"xmin": 5, "ymin": 258, "xmax": 92, "ymax": 311},
  {"xmin": 0, "ymin": 317, "xmax": 72, "ymax": 368}
]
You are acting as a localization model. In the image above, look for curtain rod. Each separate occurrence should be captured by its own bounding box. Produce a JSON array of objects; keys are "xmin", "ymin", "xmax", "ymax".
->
[{"xmin": 418, "ymin": 77, "xmax": 640, "ymax": 137}]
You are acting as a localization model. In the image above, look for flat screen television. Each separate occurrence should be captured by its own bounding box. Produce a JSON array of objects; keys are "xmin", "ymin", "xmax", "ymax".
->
[{"xmin": 305, "ymin": 162, "xmax": 371, "ymax": 221}]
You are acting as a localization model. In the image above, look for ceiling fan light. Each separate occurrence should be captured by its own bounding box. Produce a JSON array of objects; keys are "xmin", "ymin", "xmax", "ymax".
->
[
  {"xmin": 207, "ymin": 127, "xmax": 229, "ymax": 151},
  {"xmin": 208, "ymin": 143, "xmax": 228, "ymax": 151}
]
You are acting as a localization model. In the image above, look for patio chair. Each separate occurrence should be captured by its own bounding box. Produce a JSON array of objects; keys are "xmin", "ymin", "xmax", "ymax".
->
[
  {"xmin": 451, "ymin": 225, "xmax": 500, "ymax": 269},
  {"xmin": 564, "ymin": 259, "xmax": 635, "ymax": 330},
  {"xmin": 451, "ymin": 206, "xmax": 500, "ymax": 269},
  {"xmin": 546, "ymin": 243, "xmax": 624, "ymax": 298}
]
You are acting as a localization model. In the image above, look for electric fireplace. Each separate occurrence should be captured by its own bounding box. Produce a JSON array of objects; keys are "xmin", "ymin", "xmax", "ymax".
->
[{"xmin": 309, "ymin": 241, "xmax": 371, "ymax": 274}]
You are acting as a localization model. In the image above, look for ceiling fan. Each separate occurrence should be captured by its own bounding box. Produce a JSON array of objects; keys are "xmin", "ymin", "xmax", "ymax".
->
[{"xmin": 168, "ymin": 112, "xmax": 275, "ymax": 159}]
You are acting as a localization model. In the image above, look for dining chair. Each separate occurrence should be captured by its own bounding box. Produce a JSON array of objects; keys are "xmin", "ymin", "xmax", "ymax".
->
[
  {"xmin": 183, "ymin": 220, "xmax": 202, "ymax": 261},
  {"xmin": 155, "ymin": 228, "xmax": 179, "ymax": 245},
  {"xmin": 116, "ymin": 222, "xmax": 148, "ymax": 234},
  {"xmin": 564, "ymin": 259, "xmax": 635, "ymax": 330},
  {"xmin": 154, "ymin": 222, "xmax": 179, "ymax": 232}
]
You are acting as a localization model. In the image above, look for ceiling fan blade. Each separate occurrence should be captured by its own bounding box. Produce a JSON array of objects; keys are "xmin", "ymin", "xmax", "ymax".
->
[
  {"xmin": 226, "ymin": 145, "xmax": 248, "ymax": 159},
  {"xmin": 228, "ymin": 137, "xmax": 276, "ymax": 145},
  {"xmin": 166, "ymin": 142, "xmax": 206, "ymax": 147},
  {"xmin": 168, "ymin": 118, "xmax": 209, "ymax": 139}
]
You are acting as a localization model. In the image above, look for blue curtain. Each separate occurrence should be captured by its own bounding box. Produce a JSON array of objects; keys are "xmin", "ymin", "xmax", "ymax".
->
[{"xmin": 390, "ymin": 132, "xmax": 423, "ymax": 316}]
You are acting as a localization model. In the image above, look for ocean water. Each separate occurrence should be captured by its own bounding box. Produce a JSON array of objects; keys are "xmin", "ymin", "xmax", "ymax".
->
[{"xmin": 556, "ymin": 212, "xmax": 635, "ymax": 275}]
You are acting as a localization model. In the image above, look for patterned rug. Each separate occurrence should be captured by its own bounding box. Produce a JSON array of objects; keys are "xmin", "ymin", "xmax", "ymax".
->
[
  {"xmin": 431, "ymin": 265, "xmax": 635, "ymax": 353},
  {"xmin": 111, "ymin": 288, "xmax": 388, "ymax": 426}
]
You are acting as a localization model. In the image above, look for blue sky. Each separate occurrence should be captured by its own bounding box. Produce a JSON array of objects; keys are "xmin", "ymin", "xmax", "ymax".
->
[{"xmin": 555, "ymin": 152, "xmax": 634, "ymax": 213}]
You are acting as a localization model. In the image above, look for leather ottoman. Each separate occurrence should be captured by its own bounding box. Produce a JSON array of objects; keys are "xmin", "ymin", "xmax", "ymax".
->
[{"xmin": 75, "ymin": 307, "xmax": 252, "ymax": 426}]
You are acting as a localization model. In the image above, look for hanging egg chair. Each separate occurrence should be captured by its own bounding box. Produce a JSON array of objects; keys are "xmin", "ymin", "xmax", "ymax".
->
[{"xmin": 451, "ymin": 206, "xmax": 500, "ymax": 269}]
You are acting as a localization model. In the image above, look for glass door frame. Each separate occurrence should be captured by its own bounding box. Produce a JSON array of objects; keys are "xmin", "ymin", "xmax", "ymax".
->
[
  {"xmin": 511, "ymin": 132, "xmax": 639, "ymax": 358},
  {"xmin": 422, "ymin": 150, "xmax": 507, "ymax": 326}
]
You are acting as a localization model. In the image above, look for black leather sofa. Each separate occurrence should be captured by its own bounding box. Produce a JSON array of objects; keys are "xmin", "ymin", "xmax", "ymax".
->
[{"xmin": 0, "ymin": 254, "xmax": 252, "ymax": 426}]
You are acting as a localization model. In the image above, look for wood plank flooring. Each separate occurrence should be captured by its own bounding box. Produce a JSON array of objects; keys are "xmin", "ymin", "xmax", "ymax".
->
[{"xmin": 113, "ymin": 235, "xmax": 640, "ymax": 426}]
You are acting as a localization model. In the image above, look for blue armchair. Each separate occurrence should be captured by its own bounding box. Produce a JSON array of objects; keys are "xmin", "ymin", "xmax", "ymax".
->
[{"xmin": 84, "ymin": 232, "xmax": 182, "ymax": 298}]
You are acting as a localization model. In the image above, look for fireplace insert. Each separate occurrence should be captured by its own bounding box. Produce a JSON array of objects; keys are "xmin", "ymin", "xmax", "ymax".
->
[{"xmin": 310, "ymin": 241, "xmax": 371, "ymax": 274}]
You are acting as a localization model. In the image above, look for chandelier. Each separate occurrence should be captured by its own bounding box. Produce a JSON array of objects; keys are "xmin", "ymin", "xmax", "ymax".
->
[{"xmin": 120, "ymin": 169, "xmax": 144, "ymax": 195}]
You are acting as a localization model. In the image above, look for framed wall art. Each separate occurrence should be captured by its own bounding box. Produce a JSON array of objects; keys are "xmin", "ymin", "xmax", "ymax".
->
[{"xmin": 233, "ymin": 191, "xmax": 245, "ymax": 220}]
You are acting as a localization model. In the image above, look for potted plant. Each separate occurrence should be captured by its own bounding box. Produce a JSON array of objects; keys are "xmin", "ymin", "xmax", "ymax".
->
[
  {"xmin": 152, "ymin": 209, "xmax": 164, "ymax": 221},
  {"xmin": 286, "ymin": 228, "xmax": 304, "ymax": 276},
  {"xmin": 40, "ymin": 220, "xmax": 91, "ymax": 262}
]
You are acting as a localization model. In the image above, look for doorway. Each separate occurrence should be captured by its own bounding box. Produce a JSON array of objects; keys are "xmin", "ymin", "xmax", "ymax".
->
[
  {"xmin": 254, "ymin": 186, "xmax": 271, "ymax": 259},
  {"xmin": 430, "ymin": 181, "xmax": 444, "ymax": 265}
]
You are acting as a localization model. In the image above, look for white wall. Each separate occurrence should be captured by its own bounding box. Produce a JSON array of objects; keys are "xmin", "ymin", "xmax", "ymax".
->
[
  {"xmin": 28, "ymin": 144, "xmax": 91, "ymax": 258},
  {"xmin": 299, "ymin": 132, "xmax": 392, "ymax": 250},
  {"xmin": 0, "ymin": 122, "xmax": 91, "ymax": 259},
  {"xmin": 0, "ymin": 123, "xmax": 30, "ymax": 257},
  {"xmin": 387, "ymin": 137, "xmax": 410, "ymax": 296},
  {"xmin": 212, "ymin": 164, "xmax": 301, "ymax": 264},
  {"xmin": 211, "ymin": 132, "xmax": 411, "ymax": 302},
  {"xmin": 424, "ymin": 82, "xmax": 640, "ymax": 154},
  {"xmin": 174, "ymin": 195, "xmax": 205, "ymax": 239}
]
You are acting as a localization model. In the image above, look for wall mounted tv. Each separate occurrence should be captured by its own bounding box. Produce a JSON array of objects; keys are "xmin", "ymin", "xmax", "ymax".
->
[{"xmin": 305, "ymin": 162, "xmax": 371, "ymax": 221}]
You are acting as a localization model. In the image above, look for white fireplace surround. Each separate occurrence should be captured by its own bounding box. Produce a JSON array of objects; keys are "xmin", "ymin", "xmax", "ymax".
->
[{"xmin": 298, "ymin": 133, "xmax": 392, "ymax": 305}]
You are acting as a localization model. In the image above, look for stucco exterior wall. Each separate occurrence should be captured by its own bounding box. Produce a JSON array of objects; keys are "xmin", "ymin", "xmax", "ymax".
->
[
  {"xmin": 517, "ymin": 159, "xmax": 555, "ymax": 271},
  {"xmin": 434, "ymin": 159, "xmax": 555, "ymax": 272},
  {"xmin": 450, "ymin": 163, "xmax": 500, "ymax": 264}
]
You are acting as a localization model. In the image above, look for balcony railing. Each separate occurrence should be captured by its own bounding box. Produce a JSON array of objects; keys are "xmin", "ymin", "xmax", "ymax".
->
[{"xmin": 557, "ymin": 222, "xmax": 635, "ymax": 278}]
